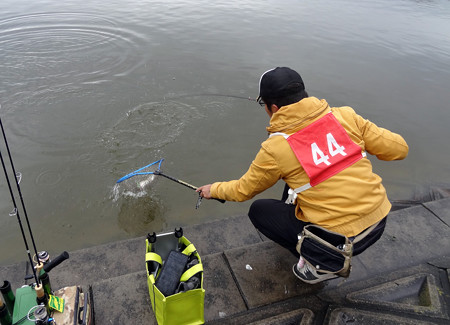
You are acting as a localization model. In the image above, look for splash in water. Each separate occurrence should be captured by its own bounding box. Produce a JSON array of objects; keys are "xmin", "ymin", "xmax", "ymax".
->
[{"xmin": 111, "ymin": 174, "xmax": 157, "ymax": 202}]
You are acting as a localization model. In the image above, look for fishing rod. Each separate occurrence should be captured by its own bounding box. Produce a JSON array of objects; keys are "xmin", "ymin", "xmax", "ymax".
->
[
  {"xmin": 0, "ymin": 140, "xmax": 39, "ymax": 285},
  {"xmin": 0, "ymin": 115, "xmax": 42, "ymax": 268}
]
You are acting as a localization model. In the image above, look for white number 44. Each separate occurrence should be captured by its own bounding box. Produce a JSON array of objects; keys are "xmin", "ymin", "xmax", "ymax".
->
[{"xmin": 311, "ymin": 133, "xmax": 347, "ymax": 166}]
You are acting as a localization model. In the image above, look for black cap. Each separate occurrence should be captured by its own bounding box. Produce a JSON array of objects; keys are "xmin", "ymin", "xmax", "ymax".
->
[{"xmin": 257, "ymin": 67, "xmax": 305, "ymax": 101}]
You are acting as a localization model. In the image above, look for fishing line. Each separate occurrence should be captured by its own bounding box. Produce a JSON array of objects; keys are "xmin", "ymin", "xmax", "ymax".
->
[{"xmin": 164, "ymin": 93, "xmax": 256, "ymax": 102}]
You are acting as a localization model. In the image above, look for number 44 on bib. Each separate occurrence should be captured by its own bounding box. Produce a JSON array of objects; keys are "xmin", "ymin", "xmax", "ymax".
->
[
  {"xmin": 287, "ymin": 113, "xmax": 365, "ymax": 186},
  {"xmin": 311, "ymin": 133, "xmax": 347, "ymax": 166}
]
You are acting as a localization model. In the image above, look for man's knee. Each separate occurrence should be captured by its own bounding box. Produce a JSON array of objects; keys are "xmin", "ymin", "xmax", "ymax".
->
[
  {"xmin": 248, "ymin": 199, "xmax": 277, "ymax": 223},
  {"xmin": 249, "ymin": 199, "xmax": 264, "ymax": 216},
  {"xmin": 248, "ymin": 199, "xmax": 266, "ymax": 226}
]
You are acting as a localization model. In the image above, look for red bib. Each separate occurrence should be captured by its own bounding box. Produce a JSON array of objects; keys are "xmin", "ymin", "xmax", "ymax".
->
[{"xmin": 287, "ymin": 113, "xmax": 363, "ymax": 186}]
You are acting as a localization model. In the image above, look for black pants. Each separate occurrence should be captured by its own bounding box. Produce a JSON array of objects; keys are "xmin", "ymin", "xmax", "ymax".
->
[{"xmin": 248, "ymin": 186, "xmax": 387, "ymax": 258}]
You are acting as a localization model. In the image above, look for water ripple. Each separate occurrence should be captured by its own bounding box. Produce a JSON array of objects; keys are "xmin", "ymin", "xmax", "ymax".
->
[
  {"xmin": 0, "ymin": 12, "xmax": 147, "ymax": 85},
  {"xmin": 35, "ymin": 169, "xmax": 63, "ymax": 187},
  {"xmin": 101, "ymin": 100, "xmax": 203, "ymax": 155}
]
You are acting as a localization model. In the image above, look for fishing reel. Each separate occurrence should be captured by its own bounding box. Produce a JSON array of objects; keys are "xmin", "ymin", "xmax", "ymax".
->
[{"xmin": 29, "ymin": 305, "xmax": 55, "ymax": 325}]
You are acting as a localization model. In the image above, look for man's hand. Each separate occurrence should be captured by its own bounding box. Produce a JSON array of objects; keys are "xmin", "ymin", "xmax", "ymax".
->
[{"xmin": 196, "ymin": 184, "xmax": 212, "ymax": 199}]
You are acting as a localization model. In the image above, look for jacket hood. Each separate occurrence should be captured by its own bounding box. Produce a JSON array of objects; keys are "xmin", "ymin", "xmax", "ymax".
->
[{"xmin": 266, "ymin": 97, "xmax": 329, "ymax": 134}]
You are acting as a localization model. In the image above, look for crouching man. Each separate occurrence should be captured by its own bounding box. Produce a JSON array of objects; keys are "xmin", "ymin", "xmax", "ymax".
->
[{"xmin": 197, "ymin": 67, "xmax": 408, "ymax": 284}]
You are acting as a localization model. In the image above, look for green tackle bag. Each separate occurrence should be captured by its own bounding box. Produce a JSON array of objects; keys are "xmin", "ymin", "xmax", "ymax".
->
[{"xmin": 145, "ymin": 229, "xmax": 205, "ymax": 325}]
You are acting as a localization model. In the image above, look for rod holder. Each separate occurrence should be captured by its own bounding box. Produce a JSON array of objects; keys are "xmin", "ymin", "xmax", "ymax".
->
[
  {"xmin": 0, "ymin": 281, "xmax": 14, "ymax": 315},
  {"xmin": 0, "ymin": 300, "xmax": 12, "ymax": 325}
]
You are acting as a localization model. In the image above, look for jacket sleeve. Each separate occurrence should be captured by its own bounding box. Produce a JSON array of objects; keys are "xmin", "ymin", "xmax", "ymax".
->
[
  {"xmin": 210, "ymin": 143, "xmax": 281, "ymax": 202},
  {"xmin": 355, "ymin": 113, "xmax": 409, "ymax": 161}
]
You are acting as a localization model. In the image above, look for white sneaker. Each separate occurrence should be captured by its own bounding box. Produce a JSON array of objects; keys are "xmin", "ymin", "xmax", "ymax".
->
[{"xmin": 292, "ymin": 257, "xmax": 338, "ymax": 284}]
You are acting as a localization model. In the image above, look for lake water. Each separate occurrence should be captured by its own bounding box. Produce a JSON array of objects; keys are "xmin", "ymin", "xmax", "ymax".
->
[{"xmin": 1, "ymin": 0, "xmax": 449, "ymax": 264}]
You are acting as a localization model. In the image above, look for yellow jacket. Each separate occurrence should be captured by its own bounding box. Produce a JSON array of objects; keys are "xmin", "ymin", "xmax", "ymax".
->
[{"xmin": 210, "ymin": 97, "xmax": 409, "ymax": 236}]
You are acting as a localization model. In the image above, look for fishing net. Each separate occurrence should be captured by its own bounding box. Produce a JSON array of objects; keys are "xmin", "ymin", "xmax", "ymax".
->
[
  {"xmin": 112, "ymin": 159, "xmax": 164, "ymax": 201},
  {"xmin": 113, "ymin": 158, "xmax": 225, "ymax": 210}
]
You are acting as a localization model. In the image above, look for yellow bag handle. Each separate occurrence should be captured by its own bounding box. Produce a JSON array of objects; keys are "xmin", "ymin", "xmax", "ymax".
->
[
  {"xmin": 181, "ymin": 243, "xmax": 197, "ymax": 256},
  {"xmin": 145, "ymin": 252, "xmax": 162, "ymax": 265},
  {"xmin": 180, "ymin": 263, "xmax": 203, "ymax": 282}
]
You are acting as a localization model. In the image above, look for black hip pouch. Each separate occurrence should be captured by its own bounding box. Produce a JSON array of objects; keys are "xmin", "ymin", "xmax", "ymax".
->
[{"xmin": 296, "ymin": 225, "xmax": 353, "ymax": 277}]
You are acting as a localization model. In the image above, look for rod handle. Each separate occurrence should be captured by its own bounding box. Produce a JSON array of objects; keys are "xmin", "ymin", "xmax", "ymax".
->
[{"xmin": 44, "ymin": 251, "xmax": 69, "ymax": 273}]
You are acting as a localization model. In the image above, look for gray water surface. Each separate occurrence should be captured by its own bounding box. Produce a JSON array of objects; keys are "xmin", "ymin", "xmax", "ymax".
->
[{"xmin": 1, "ymin": 0, "xmax": 449, "ymax": 264}]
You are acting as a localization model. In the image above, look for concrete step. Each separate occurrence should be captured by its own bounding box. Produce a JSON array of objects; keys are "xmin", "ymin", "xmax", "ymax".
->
[
  {"xmin": 88, "ymin": 241, "xmax": 450, "ymax": 324},
  {"xmin": 86, "ymin": 195, "xmax": 450, "ymax": 324}
]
